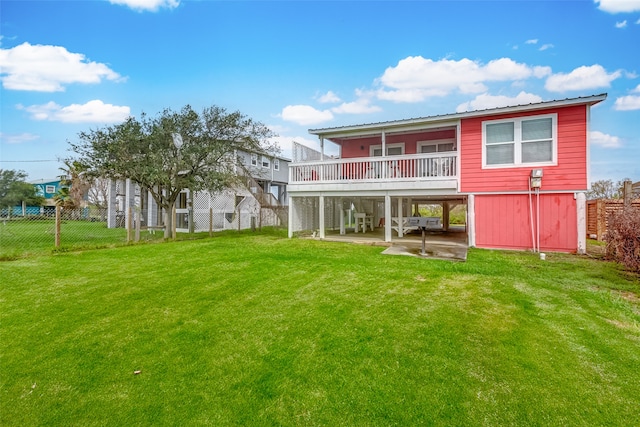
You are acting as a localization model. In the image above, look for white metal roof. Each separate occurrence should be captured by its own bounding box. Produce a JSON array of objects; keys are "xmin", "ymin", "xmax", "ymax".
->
[{"xmin": 309, "ymin": 93, "xmax": 607, "ymax": 139}]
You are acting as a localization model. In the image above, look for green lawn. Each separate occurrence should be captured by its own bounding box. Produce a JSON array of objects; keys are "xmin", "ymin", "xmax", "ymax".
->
[
  {"xmin": 0, "ymin": 218, "xmax": 199, "ymax": 260},
  {"xmin": 1, "ymin": 231, "xmax": 639, "ymax": 426}
]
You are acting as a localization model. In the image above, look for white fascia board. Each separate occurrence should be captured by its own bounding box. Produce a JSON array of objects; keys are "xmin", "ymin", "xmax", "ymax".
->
[{"xmin": 309, "ymin": 94, "xmax": 607, "ymax": 140}]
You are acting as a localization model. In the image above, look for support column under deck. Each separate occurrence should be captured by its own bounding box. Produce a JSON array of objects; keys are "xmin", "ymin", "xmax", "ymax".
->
[
  {"xmin": 397, "ymin": 197, "xmax": 404, "ymax": 238},
  {"xmin": 467, "ymin": 194, "xmax": 475, "ymax": 247},
  {"xmin": 384, "ymin": 195, "xmax": 392, "ymax": 242},
  {"xmin": 576, "ymin": 192, "xmax": 586, "ymax": 254},
  {"xmin": 443, "ymin": 201, "xmax": 450, "ymax": 232},
  {"xmin": 288, "ymin": 196, "xmax": 294, "ymax": 238},
  {"xmin": 319, "ymin": 195, "xmax": 325, "ymax": 239}
]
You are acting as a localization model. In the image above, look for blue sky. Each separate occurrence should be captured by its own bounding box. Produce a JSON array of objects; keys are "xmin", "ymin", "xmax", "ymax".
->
[{"xmin": 1, "ymin": 0, "xmax": 639, "ymax": 183}]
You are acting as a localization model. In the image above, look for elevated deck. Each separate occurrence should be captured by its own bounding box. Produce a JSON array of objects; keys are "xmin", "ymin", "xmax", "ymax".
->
[{"xmin": 288, "ymin": 153, "xmax": 458, "ymax": 193}]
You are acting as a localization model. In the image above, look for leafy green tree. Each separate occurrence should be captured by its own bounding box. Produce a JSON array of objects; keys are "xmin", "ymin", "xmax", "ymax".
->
[
  {"xmin": 58, "ymin": 159, "xmax": 91, "ymax": 209},
  {"xmin": 69, "ymin": 104, "xmax": 276, "ymax": 238},
  {"xmin": 0, "ymin": 169, "xmax": 44, "ymax": 217}
]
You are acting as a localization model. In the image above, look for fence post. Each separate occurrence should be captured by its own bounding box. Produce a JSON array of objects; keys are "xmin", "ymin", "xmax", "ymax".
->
[
  {"xmin": 624, "ymin": 180, "xmax": 632, "ymax": 206},
  {"xmin": 55, "ymin": 205, "xmax": 61, "ymax": 248}
]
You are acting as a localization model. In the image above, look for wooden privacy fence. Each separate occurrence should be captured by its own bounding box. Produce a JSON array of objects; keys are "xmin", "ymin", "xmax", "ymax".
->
[{"xmin": 586, "ymin": 199, "xmax": 640, "ymax": 241}]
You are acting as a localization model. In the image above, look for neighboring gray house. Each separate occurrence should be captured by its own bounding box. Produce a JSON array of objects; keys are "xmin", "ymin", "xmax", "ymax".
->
[{"xmin": 107, "ymin": 150, "xmax": 289, "ymax": 233}]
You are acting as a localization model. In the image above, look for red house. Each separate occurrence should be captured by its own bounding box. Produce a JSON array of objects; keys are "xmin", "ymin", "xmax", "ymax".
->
[{"xmin": 287, "ymin": 94, "xmax": 607, "ymax": 254}]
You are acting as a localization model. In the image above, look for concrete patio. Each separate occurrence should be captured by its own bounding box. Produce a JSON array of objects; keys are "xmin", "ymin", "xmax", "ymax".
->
[{"xmin": 307, "ymin": 226, "xmax": 469, "ymax": 261}]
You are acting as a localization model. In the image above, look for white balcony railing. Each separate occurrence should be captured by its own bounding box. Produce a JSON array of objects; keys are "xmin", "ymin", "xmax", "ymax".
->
[{"xmin": 289, "ymin": 153, "xmax": 457, "ymax": 183}]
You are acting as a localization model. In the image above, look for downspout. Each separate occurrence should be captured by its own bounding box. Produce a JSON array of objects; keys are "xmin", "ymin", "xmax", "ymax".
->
[
  {"xmin": 528, "ymin": 178, "xmax": 536, "ymax": 252},
  {"xmin": 536, "ymin": 187, "xmax": 540, "ymax": 253}
]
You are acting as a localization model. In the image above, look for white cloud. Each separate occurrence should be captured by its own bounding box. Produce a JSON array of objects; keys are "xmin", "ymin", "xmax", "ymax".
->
[
  {"xmin": 109, "ymin": 0, "xmax": 180, "ymax": 12},
  {"xmin": 331, "ymin": 89, "xmax": 381, "ymax": 114},
  {"xmin": 590, "ymin": 130, "xmax": 622, "ymax": 148},
  {"xmin": 281, "ymin": 105, "xmax": 334, "ymax": 126},
  {"xmin": 456, "ymin": 92, "xmax": 543, "ymax": 112},
  {"xmin": 525, "ymin": 39, "xmax": 538, "ymax": 44},
  {"xmin": 375, "ymin": 56, "xmax": 549, "ymax": 103},
  {"xmin": 539, "ymin": 44, "xmax": 554, "ymax": 51},
  {"xmin": 595, "ymin": 0, "xmax": 640, "ymax": 13},
  {"xmin": 317, "ymin": 91, "xmax": 341, "ymax": 104},
  {"xmin": 545, "ymin": 64, "xmax": 621, "ymax": 92},
  {"xmin": 615, "ymin": 20, "xmax": 628, "ymax": 28},
  {"xmin": 331, "ymin": 100, "xmax": 382, "ymax": 115},
  {"xmin": 0, "ymin": 42, "xmax": 122, "ymax": 92},
  {"xmin": 19, "ymin": 100, "xmax": 131, "ymax": 123},
  {"xmin": 0, "ymin": 132, "xmax": 39, "ymax": 145},
  {"xmin": 613, "ymin": 85, "xmax": 640, "ymax": 111}
]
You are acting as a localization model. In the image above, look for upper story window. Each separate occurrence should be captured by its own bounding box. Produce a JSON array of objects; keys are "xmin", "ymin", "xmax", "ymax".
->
[
  {"xmin": 261, "ymin": 155, "xmax": 270, "ymax": 168},
  {"xmin": 418, "ymin": 139, "xmax": 456, "ymax": 154},
  {"xmin": 274, "ymin": 158, "xmax": 280, "ymax": 171},
  {"xmin": 483, "ymin": 114, "xmax": 556, "ymax": 168},
  {"xmin": 250, "ymin": 153, "xmax": 258, "ymax": 166},
  {"xmin": 45, "ymin": 185, "xmax": 56, "ymax": 194},
  {"xmin": 370, "ymin": 142, "xmax": 404, "ymax": 157}
]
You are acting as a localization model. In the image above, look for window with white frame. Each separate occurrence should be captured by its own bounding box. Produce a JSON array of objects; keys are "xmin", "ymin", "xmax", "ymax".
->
[
  {"xmin": 250, "ymin": 153, "xmax": 258, "ymax": 166},
  {"xmin": 483, "ymin": 114, "xmax": 556, "ymax": 167},
  {"xmin": 45, "ymin": 185, "xmax": 56, "ymax": 194},
  {"xmin": 274, "ymin": 158, "xmax": 280, "ymax": 171},
  {"xmin": 262, "ymin": 155, "xmax": 270, "ymax": 168},
  {"xmin": 370, "ymin": 142, "xmax": 405, "ymax": 157},
  {"xmin": 418, "ymin": 139, "xmax": 456, "ymax": 154}
]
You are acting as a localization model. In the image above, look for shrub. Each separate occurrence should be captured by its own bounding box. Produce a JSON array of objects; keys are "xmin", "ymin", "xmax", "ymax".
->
[{"xmin": 606, "ymin": 206, "xmax": 640, "ymax": 272}]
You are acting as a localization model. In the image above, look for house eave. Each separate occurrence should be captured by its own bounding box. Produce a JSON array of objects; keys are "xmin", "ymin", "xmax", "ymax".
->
[{"xmin": 309, "ymin": 93, "xmax": 607, "ymax": 140}]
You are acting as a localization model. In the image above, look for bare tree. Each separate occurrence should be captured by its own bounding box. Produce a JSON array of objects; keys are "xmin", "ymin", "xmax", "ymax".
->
[{"xmin": 586, "ymin": 178, "xmax": 632, "ymax": 200}]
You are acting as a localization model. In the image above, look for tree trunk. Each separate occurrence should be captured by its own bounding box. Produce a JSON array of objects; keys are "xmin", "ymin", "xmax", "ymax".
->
[{"xmin": 163, "ymin": 207, "xmax": 173, "ymax": 239}]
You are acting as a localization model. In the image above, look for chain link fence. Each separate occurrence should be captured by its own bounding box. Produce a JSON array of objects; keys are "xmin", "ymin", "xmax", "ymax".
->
[
  {"xmin": 1, "ymin": 204, "xmax": 288, "ymax": 260},
  {"xmin": 1, "ymin": 206, "xmax": 131, "ymax": 259}
]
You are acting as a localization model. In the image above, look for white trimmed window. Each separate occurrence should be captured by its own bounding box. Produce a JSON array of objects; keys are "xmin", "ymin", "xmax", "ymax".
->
[
  {"xmin": 370, "ymin": 142, "xmax": 405, "ymax": 157},
  {"xmin": 45, "ymin": 185, "xmax": 56, "ymax": 194},
  {"xmin": 261, "ymin": 155, "xmax": 270, "ymax": 168},
  {"xmin": 274, "ymin": 158, "xmax": 280, "ymax": 171},
  {"xmin": 250, "ymin": 153, "xmax": 258, "ymax": 166},
  {"xmin": 418, "ymin": 139, "xmax": 456, "ymax": 153},
  {"xmin": 483, "ymin": 114, "xmax": 557, "ymax": 168}
]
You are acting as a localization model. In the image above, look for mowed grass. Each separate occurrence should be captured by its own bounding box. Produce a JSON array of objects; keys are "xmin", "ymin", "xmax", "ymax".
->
[
  {"xmin": 1, "ymin": 231, "xmax": 639, "ymax": 426},
  {"xmin": 0, "ymin": 219, "xmax": 193, "ymax": 260},
  {"xmin": 0, "ymin": 219, "xmax": 129, "ymax": 259}
]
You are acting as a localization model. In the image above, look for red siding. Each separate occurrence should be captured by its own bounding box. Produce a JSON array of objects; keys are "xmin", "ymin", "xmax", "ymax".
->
[
  {"xmin": 475, "ymin": 193, "xmax": 577, "ymax": 252},
  {"xmin": 340, "ymin": 129, "xmax": 456, "ymax": 158},
  {"xmin": 460, "ymin": 105, "xmax": 588, "ymax": 193}
]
